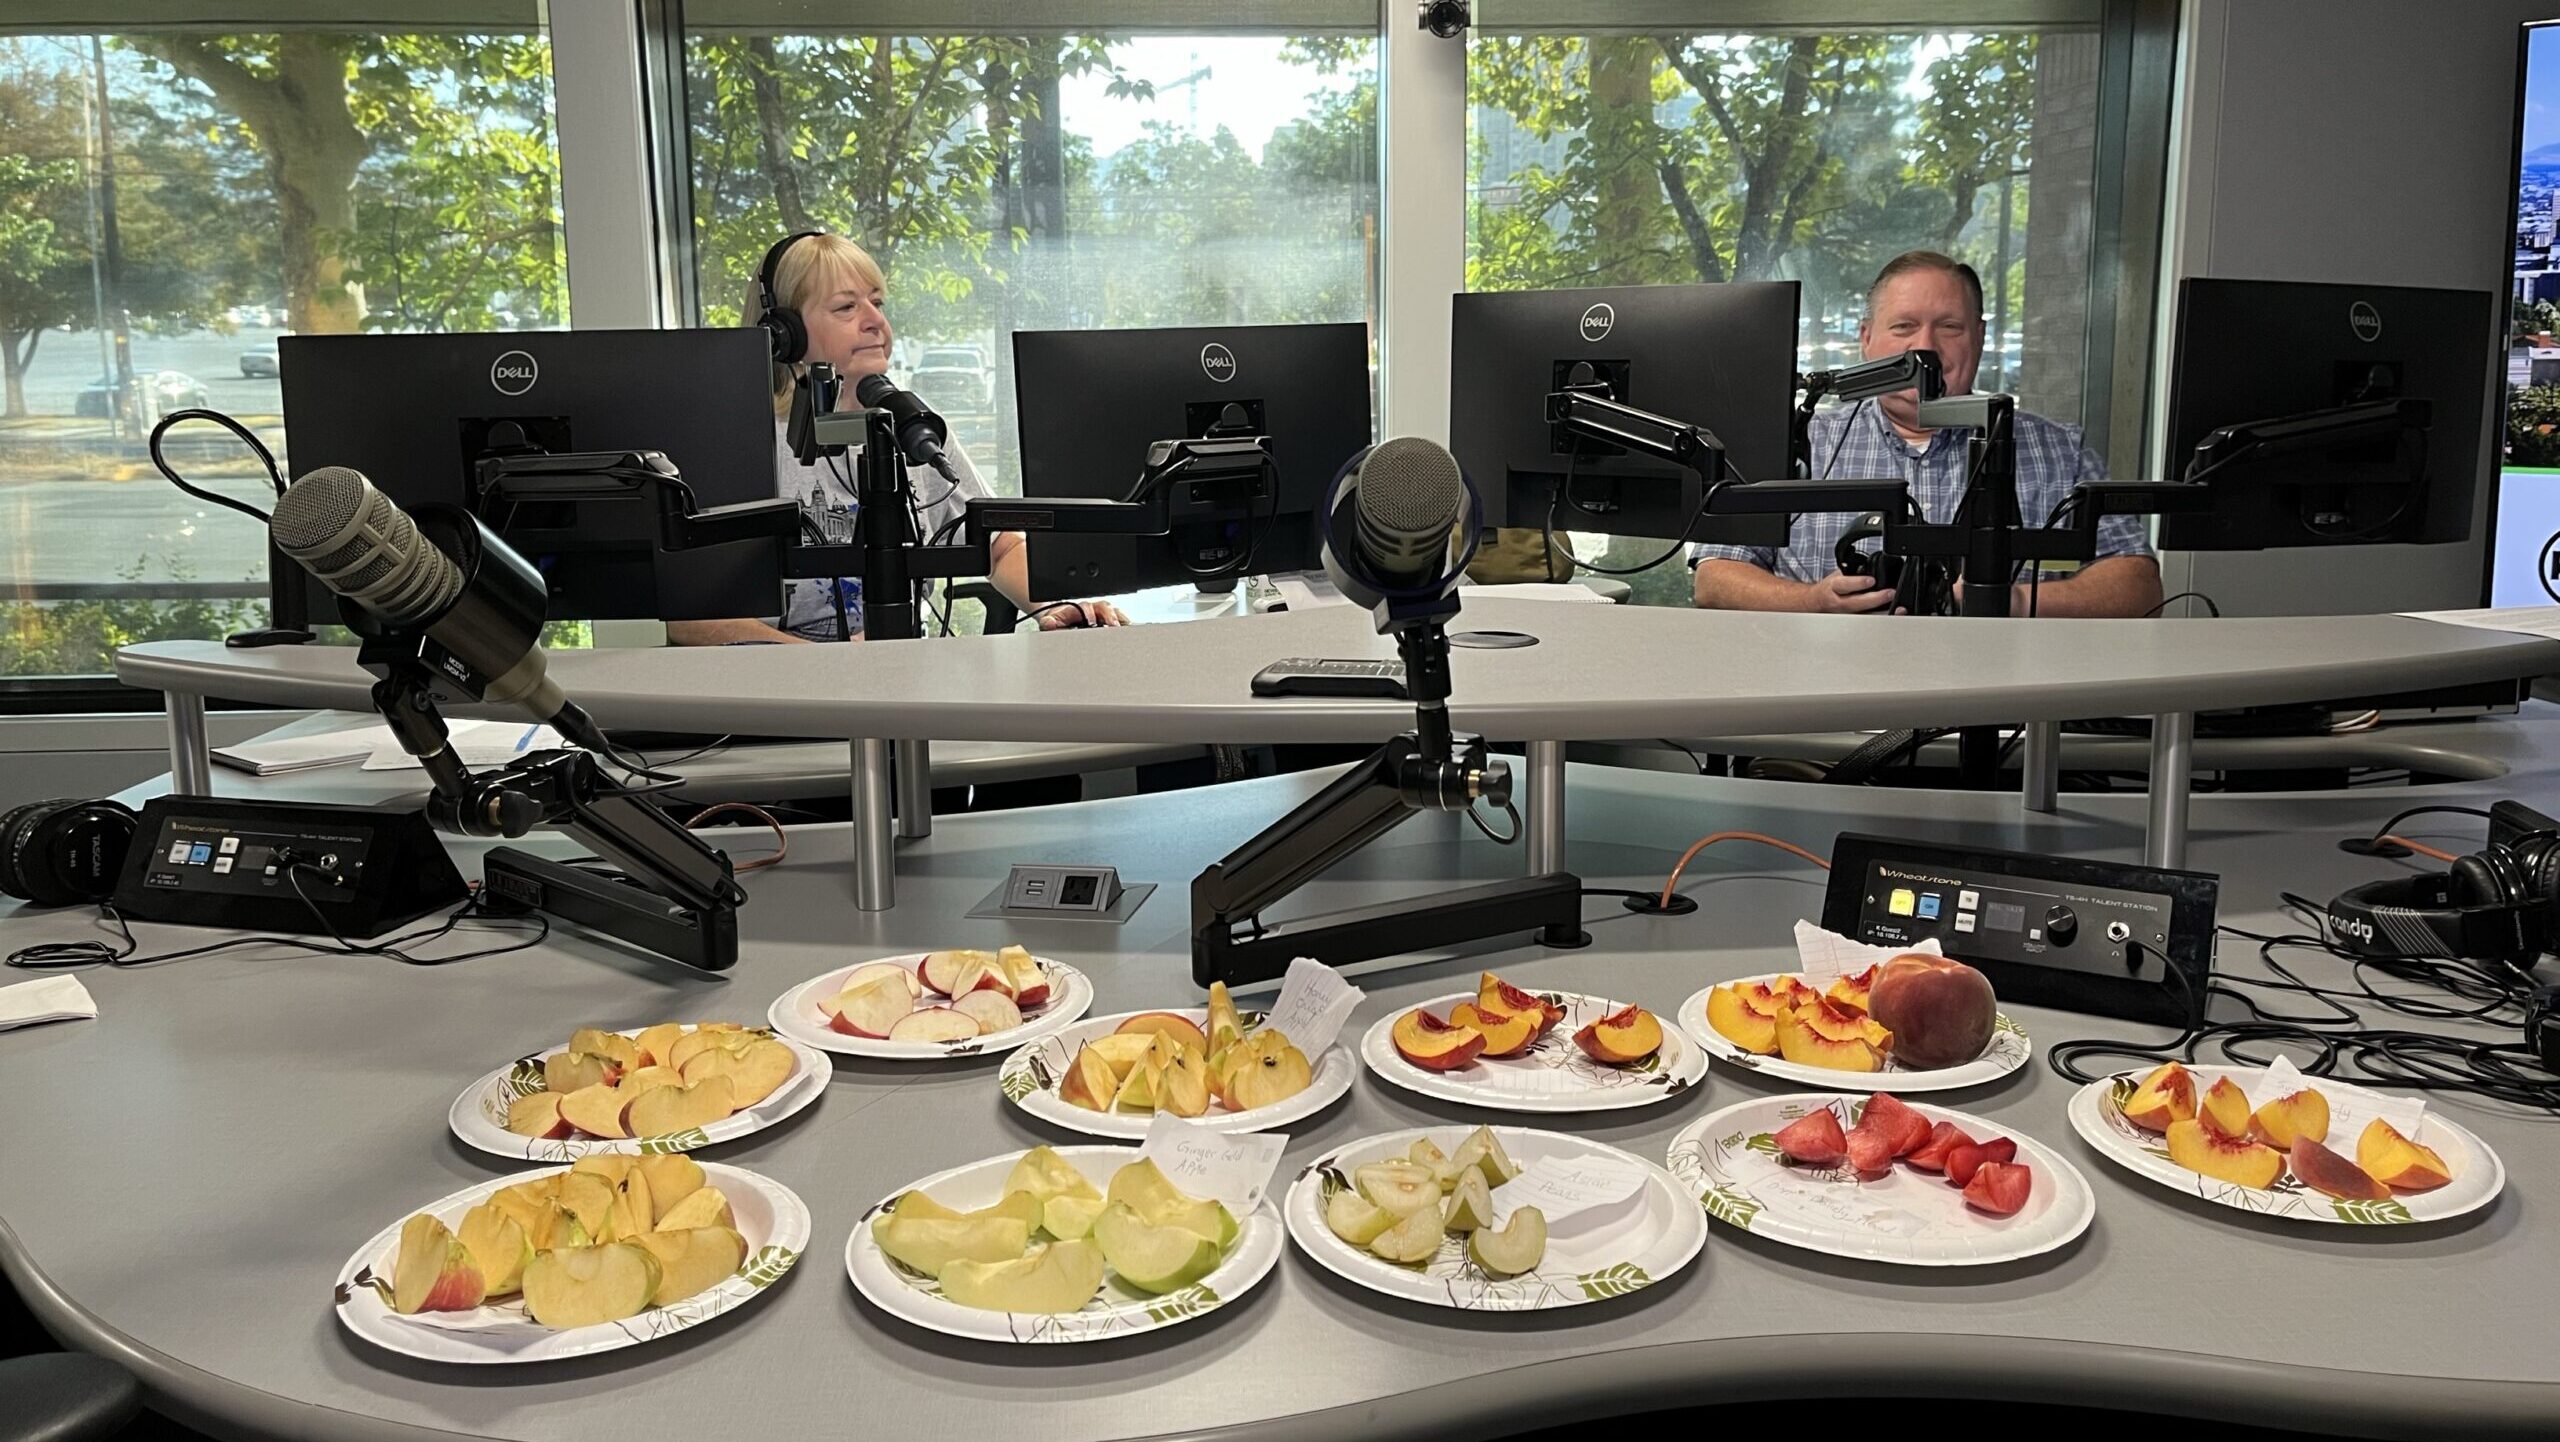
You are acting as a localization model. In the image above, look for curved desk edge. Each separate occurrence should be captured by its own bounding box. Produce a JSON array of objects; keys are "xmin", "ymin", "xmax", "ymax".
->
[{"xmin": 6, "ymin": 1214, "xmax": 2545, "ymax": 1442}]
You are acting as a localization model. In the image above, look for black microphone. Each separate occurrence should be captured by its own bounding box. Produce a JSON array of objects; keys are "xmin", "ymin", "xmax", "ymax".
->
[
  {"xmin": 1323, "ymin": 436, "xmax": 1468, "ymax": 611},
  {"xmin": 854, "ymin": 372, "xmax": 949, "ymax": 468},
  {"xmin": 271, "ymin": 466, "xmax": 606, "ymax": 753}
]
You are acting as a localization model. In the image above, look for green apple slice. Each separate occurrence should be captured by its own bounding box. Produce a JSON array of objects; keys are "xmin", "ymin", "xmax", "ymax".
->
[
  {"xmin": 871, "ymin": 1213, "xmax": 1032, "ymax": 1275},
  {"xmin": 1041, "ymin": 1194, "xmax": 1105, "ymax": 1241},
  {"xmin": 1004, "ymin": 1147, "xmax": 1103, "ymax": 1205},
  {"xmin": 1149, "ymin": 1196, "xmax": 1239, "ymax": 1249},
  {"xmin": 973, "ymin": 1189, "xmax": 1044, "ymax": 1230},
  {"xmin": 937, "ymin": 1238, "xmax": 1107, "ymax": 1314},
  {"xmin": 880, "ymin": 1188, "xmax": 962, "ymax": 1223},
  {"xmin": 1468, "ymin": 1205, "xmax": 1546, "ymax": 1276},
  {"xmin": 1104, "ymin": 1158, "xmax": 1189, "ymax": 1217},
  {"xmin": 1323, "ymin": 1188, "xmax": 1396, "ymax": 1246},
  {"xmin": 1365, "ymin": 1201, "xmax": 1445, "ymax": 1265},
  {"xmin": 521, "ymin": 1242, "xmax": 660, "ymax": 1328},
  {"xmin": 1092, "ymin": 1202, "xmax": 1223, "ymax": 1294}
]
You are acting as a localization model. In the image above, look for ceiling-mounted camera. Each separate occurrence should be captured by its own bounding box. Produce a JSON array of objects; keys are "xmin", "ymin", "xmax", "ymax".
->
[{"xmin": 1419, "ymin": 0, "xmax": 1470, "ymax": 39}]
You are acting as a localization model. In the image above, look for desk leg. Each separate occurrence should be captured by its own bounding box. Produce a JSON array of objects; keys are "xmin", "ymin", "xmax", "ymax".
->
[
  {"xmin": 853, "ymin": 736, "xmax": 895, "ymax": 911},
  {"xmin": 895, "ymin": 739, "xmax": 932, "ymax": 840},
  {"xmin": 2145, "ymin": 711, "xmax": 2194, "ymax": 870},
  {"xmin": 2020, "ymin": 721, "xmax": 2059, "ymax": 814},
  {"xmin": 1525, "ymin": 740, "xmax": 1565, "ymax": 874},
  {"xmin": 166, "ymin": 690, "xmax": 211, "ymax": 797}
]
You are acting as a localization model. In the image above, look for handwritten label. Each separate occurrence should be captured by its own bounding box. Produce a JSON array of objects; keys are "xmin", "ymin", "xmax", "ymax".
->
[
  {"xmin": 1794, "ymin": 919, "xmax": 1943, "ymax": 984},
  {"xmin": 2257, "ymin": 1054, "xmax": 2426, "ymax": 1135},
  {"xmin": 1139, "ymin": 1114, "xmax": 1288, "ymax": 1211},
  {"xmin": 1256, "ymin": 957, "xmax": 1363, "ymax": 1057},
  {"xmin": 1487, "ymin": 1151, "xmax": 1649, "ymax": 1230}
]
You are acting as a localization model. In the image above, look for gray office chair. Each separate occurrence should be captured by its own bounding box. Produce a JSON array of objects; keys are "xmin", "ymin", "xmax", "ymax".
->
[{"xmin": 0, "ymin": 1353, "xmax": 142, "ymax": 1441}]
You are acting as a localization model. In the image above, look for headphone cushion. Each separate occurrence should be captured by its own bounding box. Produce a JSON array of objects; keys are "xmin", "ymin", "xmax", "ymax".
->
[
  {"xmin": 0, "ymin": 798, "xmax": 134, "ymax": 909},
  {"xmin": 762, "ymin": 308, "xmax": 809, "ymax": 367},
  {"xmin": 2450, "ymin": 850, "xmax": 2517, "ymax": 909}
]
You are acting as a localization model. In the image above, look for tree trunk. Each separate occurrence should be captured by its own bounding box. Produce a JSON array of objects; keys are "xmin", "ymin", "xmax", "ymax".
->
[
  {"xmin": 745, "ymin": 36, "xmax": 814, "ymax": 235},
  {"xmin": 1, "ymin": 328, "xmax": 32, "ymax": 418},
  {"xmin": 1585, "ymin": 37, "xmax": 1655, "ymax": 286},
  {"xmin": 1021, "ymin": 43, "xmax": 1067, "ymax": 245}
]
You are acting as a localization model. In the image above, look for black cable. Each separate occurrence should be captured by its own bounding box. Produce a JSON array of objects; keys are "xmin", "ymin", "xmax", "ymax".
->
[
  {"xmin": 148, "ymin": 408, "xmax": 283, "ymax": 524},
  {"xmin": 6, "ymin": 876, "xmax": 549, "ymax": 972},
  {"xmin": 1818, "ymin": 399, "xmax": 1864, "ymax": 482},
  {"xmin": 1464, "ymin": 796, "xmax": 1522, "ymax": 846},
  {"xmin": 2142, "ymin": 591, "xmax": 2223, "ymax": 618},
  {"xmin": 1655, "ymin": 738, "xmax": 1710, "ymax": 775},
  {"xmin": 1544, "ymin": 447, "xmax": 1744, "ymax": 578},
  {"xmin": 1014, "ymin": 601, "xmax": 1090, "ymax": 630}
]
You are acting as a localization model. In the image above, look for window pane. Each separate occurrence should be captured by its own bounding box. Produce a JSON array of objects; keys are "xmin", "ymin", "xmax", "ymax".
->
[
  {"xmin": 1467, "ymin": 17, "xmax": 2098, "ymax": 604},
  {"xmin": 682, "ymin": 23, "xmax": 1380, "ymax": 500},
  {"xmin": 0, "ymin": 22, "xmax": 563, "ymax": 682}
]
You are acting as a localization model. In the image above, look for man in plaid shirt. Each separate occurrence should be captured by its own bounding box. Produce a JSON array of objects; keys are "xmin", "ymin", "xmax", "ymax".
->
[{"xmin": 1691, "ymin": 251, "xmax": 2162, "ymax": 618}]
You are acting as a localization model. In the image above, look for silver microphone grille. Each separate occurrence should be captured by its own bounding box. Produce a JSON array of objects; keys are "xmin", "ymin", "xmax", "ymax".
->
[
  {"xmin": 1354, "ymin": 436, "xmax": 1466, "ymax": 576},
  {"xmin": 272, "ymin": 466, "xmax": 462, "ymax": 627}
]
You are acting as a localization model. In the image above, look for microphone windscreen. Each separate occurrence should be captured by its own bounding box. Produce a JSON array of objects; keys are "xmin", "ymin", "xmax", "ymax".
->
[
  {"xmin": 272, "ymin": 466, "xmax": 463, "ymax": 628},
  {"xmin": 1353, "ymin": 437, "xmax": 1465, "ymax": 579}
]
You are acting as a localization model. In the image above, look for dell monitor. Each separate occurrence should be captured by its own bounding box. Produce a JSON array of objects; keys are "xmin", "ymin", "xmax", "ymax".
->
[
  {"xmin": 2157, "ymin": 278, "xmax": 2493, "ymax": 550},
  {"xmin": 1449, "ymin": 282, "xmax": 1800, "ymax": 540},
  {"xmin": 278, "ymin": 329, "xmax": 783, "ymax": 622},
  {"xmin": 1013, "ymin": 322, "xmax": 1372, "ymax": 599}
]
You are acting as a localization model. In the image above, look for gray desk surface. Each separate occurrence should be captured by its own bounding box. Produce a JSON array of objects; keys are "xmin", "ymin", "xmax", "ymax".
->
[
  {"xmin": 114, "ymin": 602, "xmax": 2560, "ymax": 743},
  {"xmin": 6, "ymin": 732, "xmax": 2559, "ymax": 1441}
]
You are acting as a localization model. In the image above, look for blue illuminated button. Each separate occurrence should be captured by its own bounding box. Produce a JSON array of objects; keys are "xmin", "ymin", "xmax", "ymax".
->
[
  {"xmin": 1916, "ymin": 893, "xmax": 1943, "ymax": 920},
  {"xmin": 187, "ymin": 843, "xmax": 213, "ymax": 864}
]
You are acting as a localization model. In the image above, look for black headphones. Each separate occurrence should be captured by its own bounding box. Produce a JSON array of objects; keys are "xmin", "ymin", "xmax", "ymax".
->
[
  {"xmin": 0, "ymin": 797, "xmax": 138, "ymax": 908},
  {"xmin": 754, "ymin": 229, "xmax": 825, "ymax": 365},
  {"xmin": 2326, "ymin": 829, "xmax": 2560, "ymax": 968}
]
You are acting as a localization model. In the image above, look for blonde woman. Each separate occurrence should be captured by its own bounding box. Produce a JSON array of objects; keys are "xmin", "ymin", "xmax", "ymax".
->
[{"xmin": 667, "ymin": 231, "xmax": 1127, "ymax": 644}]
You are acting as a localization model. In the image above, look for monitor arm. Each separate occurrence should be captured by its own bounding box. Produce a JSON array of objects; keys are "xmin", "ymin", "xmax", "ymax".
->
[
  {"xmin": 2185, "ymin": 398, "xmax": 2432, "ymax": 483},
  {"xmin": 1792, "ymin": 349, "xmax": 1943, "ymax": 478}
]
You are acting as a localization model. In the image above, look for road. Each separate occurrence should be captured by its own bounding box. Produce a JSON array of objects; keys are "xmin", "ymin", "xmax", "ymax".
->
[{"xmin": 8, "ymin": 324, "xmax": 290, "ymax": 420}]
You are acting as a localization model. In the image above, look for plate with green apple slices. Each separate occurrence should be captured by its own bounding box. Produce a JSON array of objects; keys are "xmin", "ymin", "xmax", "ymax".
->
[
  {"xmin": 998, "ymin": 1005, "xmax": 1354, "ymax": 1139},
  {"xmin": 846, "ymin": 1144, "xmax": 1285, "ymax": 1344},
  {"xmin": 333, "ymin": 1157, "xmax": 807, "ymax": 1365},
  {"xmin": 1361, "ymin": 980, "xmax": 1704, "ymax": 1113},
  {"xmin": 449, "ymin": 1023, "xmax": 832, "ymax": 1163},
  {"xmin": 1664, "ymin": 1092, "xmax": 2094, "ymax": 1267},
  {"xmin": 767, "ymin": 947, "xmax": 1094, "ymax": 1060},
  {"xmin": 1284, "ymin": 1125, "xmax": 1705, "ymax": 1312}
]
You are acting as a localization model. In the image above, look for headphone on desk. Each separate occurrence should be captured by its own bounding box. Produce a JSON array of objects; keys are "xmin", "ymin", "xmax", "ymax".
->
[
  {"xmin": 0, "ymin": 797, "xmax": 137, "ymax": 908},
  {"xmin": 2326, "ymin": 828, "xmax": 2560, "ymax": 968},
  {"xmin": 754, "ymin": 230, "xmax": 826, "ymax": 365}
]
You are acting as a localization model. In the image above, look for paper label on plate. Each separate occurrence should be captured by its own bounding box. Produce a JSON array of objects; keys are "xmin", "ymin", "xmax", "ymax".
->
[
  {"xmin": 1139, "ymin": 1114, "xmax": 1287, "ymax": 1211},
  {"xmin": 1487, "ymin": 1151, "xmax": 1649, "ymax": 1229},
  {"xmin": 1793, "ymin": 920, "xmax": 1943, "ymax": 983},
  {"xmin": 1257, "ymin": 957, "xmax": 1363, "ymax": 1056},
  {"xmin": 2256, "ymin": 1054, "xmax": 2426, "ymax": 1135}
]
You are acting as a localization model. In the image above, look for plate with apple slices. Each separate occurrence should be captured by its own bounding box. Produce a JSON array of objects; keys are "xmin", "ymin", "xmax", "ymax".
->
[
  {"xmin": 1284, "ymin": 1125, "xmax": 1705, "ymax": 1311},
  {"xmin": 449, "ymin": 1024, "xmax": 832, "ymax": 1162},
  {"xmin": 767, "ymin": 946, "xmax": 1093, "ymax": 1060},
  {"xmin": 2066, "ymin": 1062, "xmax": 2505, "ymax": 1226},
  {"xmin": 847, "ymin": 1144, "xmax": 1284, "ymax": 1344},
  {"xmin": 1665, "ymin": 1092, "xmax": 2095, "ymax": 1266},
  {"xmin": 333, "ymin": 1158, "xmax": 808, "ymax": 1364},
  {"xmin": 1361, "ymin": 975, "xmax": 1705, "ymax": 1113},
  {"xmin": 1676, "ymin": 963, "xmax": 2031, "ymax": 1093},
  {"xmin": 998, "ymin": 1003, "xmax": 1354, "ymax": 1138}
]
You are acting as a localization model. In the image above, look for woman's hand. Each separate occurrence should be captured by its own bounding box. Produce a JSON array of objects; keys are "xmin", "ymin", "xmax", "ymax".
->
[{"xmin": 1037, "ymin": 599, "xmax": 1130, "ymax": 629}]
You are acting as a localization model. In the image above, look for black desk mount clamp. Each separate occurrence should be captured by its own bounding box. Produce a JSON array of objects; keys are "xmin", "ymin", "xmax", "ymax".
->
[
  {"xmin": 351, "ymin": 507, "xmax": 747, "ymax": 973},
  {"xmin": 1191, "ymin": 494, "xmax": 1586, "ymax": 991}
]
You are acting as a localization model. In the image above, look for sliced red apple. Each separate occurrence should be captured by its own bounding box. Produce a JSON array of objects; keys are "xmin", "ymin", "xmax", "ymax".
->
[
  {"xmin": 888, "ymin": 1007, "xmax": 981, "ymax": 1044},
  {"xmin": 919, "ymin": 949, "xmax": 998, "ymax": 996},
  {"xmin": 829, "ymin": 974, "xmax": 915, "ymax": 1039},
  {"xmin": 952, "ymin": 990, "xmax": 1025, "ymax": 1035},
  {"xmin": 822, "ymin": 963, "xmax": 921, "ymax": 1018},
  {"xmin": 952, "ymin": 958, "xmax": 1015, "ymax": 1000}
]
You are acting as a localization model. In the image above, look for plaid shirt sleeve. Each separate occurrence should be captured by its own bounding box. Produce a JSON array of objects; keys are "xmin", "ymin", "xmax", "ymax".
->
[{"xmin": 2023, "ymin": 416, "xmax": 2153, "ymax": 561}]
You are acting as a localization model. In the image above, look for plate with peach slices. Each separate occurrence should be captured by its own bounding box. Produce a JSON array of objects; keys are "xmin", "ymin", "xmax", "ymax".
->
[
  {"xmin": 767, "ymin": 946, "xmax": 1093, "ymax": 1060},
  {"xmin": 1678, "ymin": 957, "xmax": 2031, "ymax": 1092},
  {"xmin": 1665, "ymin": 1091, "xmax": 2095, "ymax": 1266},
  {"xmin": 998, "ymin": 986, "xmax": 1354, "ymax": 1138},
  {"xmin": 2067, "ymin": 1061, "xmax": 2506, "ymax": 1226},
  {"xmin": 333, "ymin": 1156, "xmax": 808, "ymax": 1364},
  {"xmin": 1361, "ymin": 972, "xmax": 1705, "ymax": 1113},
  {"xmin": 450, "ymin": 1023, "xmax": 831, "ymax": 1162},
  {"xmin": 847, "ymin": 1145, "xmax": 1284, "ymax": 1344}
]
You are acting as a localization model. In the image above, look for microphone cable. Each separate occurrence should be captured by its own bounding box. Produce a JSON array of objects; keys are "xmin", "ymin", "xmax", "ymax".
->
[
  {"xmin": 1541, "ymin": 446, "xmax": 1747, "ymax": 579},
  {"xmin": 149, "ymin": 408, "xmax": 284, "ymax": 524}
]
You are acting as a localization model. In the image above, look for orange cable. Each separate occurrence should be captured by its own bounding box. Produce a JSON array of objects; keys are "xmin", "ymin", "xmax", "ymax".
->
[
  {"xmin": 687, "ymin": 802, "xmax": 789, "ymax": 872},
  {"xmin": 1658, "ymin": 830, "xmax": 1829, "ymax": 909},
  {"xmin": 2378, "ymin": 834, "xmax": 2459, "ymax": 865}
]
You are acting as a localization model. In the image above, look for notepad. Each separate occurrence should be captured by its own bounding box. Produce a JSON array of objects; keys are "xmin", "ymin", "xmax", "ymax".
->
[{"xmin": 210, "ymin": 723, "xmax": 385, "ymax": 776}]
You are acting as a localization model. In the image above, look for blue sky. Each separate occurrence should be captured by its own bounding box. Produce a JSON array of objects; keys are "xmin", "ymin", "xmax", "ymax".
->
[{"xmin": 2525, "ymin": 25, "xmax": 2560, "ymax": 155}]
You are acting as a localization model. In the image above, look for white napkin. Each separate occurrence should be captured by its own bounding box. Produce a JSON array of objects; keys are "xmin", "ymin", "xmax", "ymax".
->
[
  {"xmin": 2258, "ymin": 1054, "xmax": 2427, "ymax": 1135},
  {"xmin": 0, "ymin": 974, "xmax": 97, "ymax": 1031},
  {"xmin": 1792, "ymin": 919, "xmax": 1944, "ymax": 983},
  {"xmin": 1138, "ymin": 1115, "xmax": 1288, "ymax": 1212},
  {"xmin": 1486, "ymin": 1151, "xmax": 1650, "ymax": 1230},
  {"xmin": 1255, "ymin": 957, "xmax": 1363, "ymax": 1056}
]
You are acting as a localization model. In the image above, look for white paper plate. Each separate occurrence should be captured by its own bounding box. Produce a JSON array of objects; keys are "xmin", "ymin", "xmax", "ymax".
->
[
  {"xmin": 845, "ymin": 1144, "xmax": 1283, "ymax": 1344},
  {"xmin": 448, "ymin": 1027, "xmax": 832, "ymax": 1162},
  {"xmin": 2067, "ymin": 1065, "xmax": 2506, "ymax": 1226},
  {"xmin": 1664, "ymin": 1093, "xmax": 2094, "ymax": 1267},
  {"xmin": 767, "ymin": 952, "xmax": 1093, "ymax": 1061},
  {"xmin": 1284, "ymin": 1126, "xmax": 1705, "ymax": 1311},
  {"xmin": 333, "ymin": 1162, "xmax": 808, "ymax": 1364},
  {"xmin": 1358, "ymin": 991, "xmax": 1706, "ymax": 1113},
  {"xmin": 999, "ymin": 1009, "xmax": 1353, "ymax": 1138},
  {"xmin": 1675, "ymin": 973, "xmax": 2032, "ymax": 1092}
]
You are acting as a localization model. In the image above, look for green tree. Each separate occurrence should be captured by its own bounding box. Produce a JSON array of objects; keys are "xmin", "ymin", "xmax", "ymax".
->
[{"xmin": 2509, "ymin": 383, "xmax": 2560, "ymax": 467}]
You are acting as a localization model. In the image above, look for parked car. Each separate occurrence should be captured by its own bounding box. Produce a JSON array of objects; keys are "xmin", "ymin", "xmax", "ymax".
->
[
  {"xmin": 239, "ymin": 343, "xmax": 280, "ymax": 378},
  {"xmin": 908, "ymin": 345, "xmax": 995, "ymax": 414},
  {"xmin": 74, "ymin": 370, "xmax": 212, "ymax": 419}
]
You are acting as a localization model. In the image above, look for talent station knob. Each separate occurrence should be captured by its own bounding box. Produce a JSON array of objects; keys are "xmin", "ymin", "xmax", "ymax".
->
[{"xmin": 2043, "ymin": 903, "xmax": 2078, "ymax": 945}]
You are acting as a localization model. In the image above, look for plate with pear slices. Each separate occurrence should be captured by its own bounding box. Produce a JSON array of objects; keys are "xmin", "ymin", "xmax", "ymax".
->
[
  {"xmin": 767, "ymin": 946, "xmax": 1094, "ymax": 1060},
  {"xmin": 449, "ymin": 1023, "xmax": 832, "ymax": 1162},
  {"xmin": 998, "ymin": 988, "xmax": 1354, "ymax": 1138},
  {"xmin": 333, "ymin": 1156, "xmax": 808, "ymax": 1364},
  {"xmin": 846, "ymin": 1144, "xmax": 1285, "ymax": 1344},
  {"xmin": 1284, "ymin": 1125, "xmax": 1705, "ymax": 1312}
]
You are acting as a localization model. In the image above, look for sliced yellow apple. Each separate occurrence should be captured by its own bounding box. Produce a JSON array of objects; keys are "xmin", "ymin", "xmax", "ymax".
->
[
  {"xmin": 567, "ymin": 1028, "xmax": 642, "ymax": 1073},
  {"xmin": 871, "ymin": 1212, "xmax": 1032, "ymax": 1275},
  {"xmin": 633, "ymin": 1154, "xmax": 705, "ymax": 1210},
  {"xmin": 505, "ymin": 1092, "xmax": 572, "ymax": 1140},
  {"xmin": 633, "ymin": 1023, "xmax": 685, "ymax": 1069},
  {"xmin": 631, "ymin": 1225, "xmax": 747, "ymax": 1307},
  {"xmin": 457, "ymin": 1204, "xmax": 532, "ymax": 1297},
  {"xmin": 655, "ymin": 1185, "xmax": 734, "ymax": 1233},
  {"xmin": 391, "ymin": 1214, "xmax": 485, "ymax": 1314},
  {"xmin": 624, "ymin": 1074, "xmax": 738, "ymax": 1138},
  {"xmin": 542, "ymin": 1051, "xmax": 612, "ymax": 1096},
  {"xmin": 556, "ymin": 1081, "xmax": 631, "ymax": 1140},
  {"xmin": 521, "ymin": 1242, "xmax": 659, "ymax": 1329},
  {"xmin": 679, "ymin": 1037, "xmax": 795, "ymax": 1108},
  {"xmin": 1003, "ymin": 1146, "xmax": 1102, "ymax": 1206},
  {"xmin": 936, "ymin": 1238, "xmax": 1105, "ymax": 1314}
]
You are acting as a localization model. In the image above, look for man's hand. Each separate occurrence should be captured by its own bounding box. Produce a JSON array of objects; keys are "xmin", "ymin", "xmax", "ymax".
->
[
  {"xmin": 1805, "ymin": 570, "xmax": 1898, "ymax": 614},
  {"xmin": 1038, "ymin": 599, "xmax": 1130, "ymax": 629}
]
